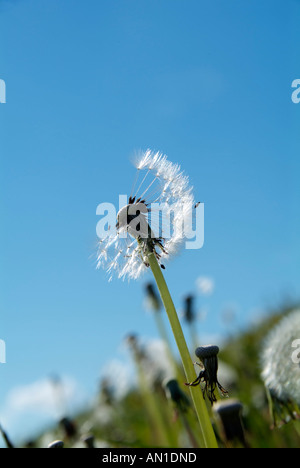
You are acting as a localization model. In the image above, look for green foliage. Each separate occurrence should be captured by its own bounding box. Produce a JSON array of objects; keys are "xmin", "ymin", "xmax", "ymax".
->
[{"xmin": 2, "ymin": 303, "xmax": 300, "ymax": 449}]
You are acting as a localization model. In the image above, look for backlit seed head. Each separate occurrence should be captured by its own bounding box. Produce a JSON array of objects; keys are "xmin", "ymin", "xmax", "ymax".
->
[
  {"xmin": 260, "ymin": 309, "xmax": 300, "ymax": 426},
  {"xmin": 96, "ymin": 149, "xmax": 196, "ymax": 281}
]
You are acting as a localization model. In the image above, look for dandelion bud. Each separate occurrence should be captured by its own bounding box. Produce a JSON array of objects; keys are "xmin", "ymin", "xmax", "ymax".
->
[
  {"xmin": 124, "ymin": 333, "xmax": 145, "ymax": 361},
  {"xmin": 163, "ymin": 378, "xmax": 190, "ymax": 413},
  {"xmin": 99, "ymin": 377, "xmax": 114, "ymax": 406},
  {"xmin": 125, "ymin": 333, "xmax": 139, "ymax": 349},
  {"xmin": 48, "ymin": 440, "xmax": 64, "ymax": 448},
  {"xmin": 145, "ymin": 282, "xmax": 161, "ymax": 312},
  {"xmin": 185, "ymin": 345, "xmax": 228, "ymax": 404},
  {"xmin": 183, "ymin": 294, "xmax": 195, "ymax": 324},
  {"xmin": 213, "ymin": 399, "xmax": 247, "ymax": 447},
  {"xmin": 82, "ymin": 434, "xmax": 95, "ymax": 448},
  {"xmin": 59, "ymin": 417, "xmax": 77, "ymax": 438},
  {"xmin": 0, "ymin": 424, "xmax": 14, "ymax": 448}
]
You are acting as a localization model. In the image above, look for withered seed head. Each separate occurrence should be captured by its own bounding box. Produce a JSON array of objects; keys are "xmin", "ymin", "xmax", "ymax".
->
[
  {"xmin": 213, "ymin": 399, "xmax": 247, "ymax": 447},
  {"xmin": 195, "ymin": 345, "xmax": 219, "ymax": 360},
  {"xmin": 214, "ymin": 398, "xmax": 243, "ymax": 416},
  {"xmin": 185, "ymin": 344, "xmax": 228, "ymax": 404}
]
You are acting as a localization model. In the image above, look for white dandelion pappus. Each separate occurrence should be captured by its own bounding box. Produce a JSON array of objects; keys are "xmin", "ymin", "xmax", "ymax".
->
[
  {"xmin": 96, "ymin": 150, "xmax": 196, "ymax": 281},
  {"xmin": 260, "ymin": 309, "xmax": 300, "ymax": 415}
]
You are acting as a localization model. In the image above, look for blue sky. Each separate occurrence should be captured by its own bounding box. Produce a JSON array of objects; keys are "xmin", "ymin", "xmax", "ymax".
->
[{"xmin": 0, "ymin": 0, "xmax": 299, "ymax": 443}]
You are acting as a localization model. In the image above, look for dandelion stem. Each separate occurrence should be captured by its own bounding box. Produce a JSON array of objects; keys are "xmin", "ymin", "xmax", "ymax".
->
[{"xmin": 147, "ymin": 252, "xmax": 218, "ymax": 448}]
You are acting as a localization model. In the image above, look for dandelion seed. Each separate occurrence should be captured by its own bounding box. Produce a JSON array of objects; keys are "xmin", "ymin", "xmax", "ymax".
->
[
  {"xmin": 96, "ymin": 149, "xmax": 195, "ymax": 280},
  {"xmin": 260, "ymin": 309, "xmax": 300, "ymax": 426}
]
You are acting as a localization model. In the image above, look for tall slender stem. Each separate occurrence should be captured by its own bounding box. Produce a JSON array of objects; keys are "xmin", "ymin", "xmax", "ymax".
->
[
  {"xmin": 133, "ymin": 353, "xmax": 178, "ymax": 447},
  {"xmin": 147, "ymin": 252, "xmax": 218, "ymax": 448}
]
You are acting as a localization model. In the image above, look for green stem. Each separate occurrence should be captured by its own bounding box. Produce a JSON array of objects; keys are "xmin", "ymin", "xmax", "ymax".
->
[{"xmin": 147, "ymin": 252, "xmax": 218, "ymax": 448}]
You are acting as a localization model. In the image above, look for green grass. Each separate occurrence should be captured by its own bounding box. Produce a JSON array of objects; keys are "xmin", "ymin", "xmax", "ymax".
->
[{"xmin": 3, "ymin": 302, "xmax": 300, "ymax": 449}]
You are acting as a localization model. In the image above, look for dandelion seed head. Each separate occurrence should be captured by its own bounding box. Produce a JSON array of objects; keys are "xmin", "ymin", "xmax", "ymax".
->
[
  {"xmin": 261, "ymin": 309, "xmax": 300, "ymax": 407},
  {"xmin": 96, "ymin": 149, "xmax": 196, "ymax": 281}
]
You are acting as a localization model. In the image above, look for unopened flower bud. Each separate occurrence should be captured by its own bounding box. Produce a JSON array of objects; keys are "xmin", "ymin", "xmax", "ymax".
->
[
  {"xmin": 145, "ymin": 282, "xmax": 161, "ymax": 312},
  {"xmin": 213, "ymin": 399, "xmax": 247, "ymax": 447},
  {"xmin": 0, "ymin": 424, "xmax": 14, "ymax": 448},
  {"xmin": 82, "ymin": 434, "xmax": 95, "ymax": 448},
  {"xmin": 183, "ymin": 295, "xmax": 195, "ymax": 324},
  {"xmin": 163, "ymin": 378, "xmax": 190, "ymax": 413},
  {"xmin": 59, "ymin": 417, "xmax": 77, "ymax": 438}
]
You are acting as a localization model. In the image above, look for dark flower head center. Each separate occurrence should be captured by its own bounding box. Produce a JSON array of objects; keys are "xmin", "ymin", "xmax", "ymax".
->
[{"xmin": 116, "ymin": 202, "xmax": 149, "ymax": 237}]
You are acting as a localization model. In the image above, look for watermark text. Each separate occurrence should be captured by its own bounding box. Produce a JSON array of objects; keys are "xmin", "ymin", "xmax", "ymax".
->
[
  {"xmin": 0, "ymin": 339, "xmax": 6, "ymax": 364},
  {"xmin": 96, "ymin": 195, "xmax": 204, "ymax": 250},
  {"xmin": 0, "ymin": 79, "xmax": 6, "ymax": 104},
  {"xmin": 291, "ymin": 339, "xmax": 300, "ymax": 364},
  {"xmin": 291, "ymin": 79, "xmax": 300, "ymax": 104}
]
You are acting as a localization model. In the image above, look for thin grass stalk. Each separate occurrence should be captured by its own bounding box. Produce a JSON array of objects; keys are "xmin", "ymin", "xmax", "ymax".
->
[
  {"xmin": 153, "ymin": 308, "xmax": 184, "ymax": 382},
  {"xmin": 133, "ymin": 350, "xmax": 178, "ymax": 447}
]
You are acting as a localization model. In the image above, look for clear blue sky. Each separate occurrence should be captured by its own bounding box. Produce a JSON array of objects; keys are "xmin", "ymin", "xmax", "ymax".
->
[{"xmin": 0, "ymin": 0, "xmax": 299, "ymax": 443}]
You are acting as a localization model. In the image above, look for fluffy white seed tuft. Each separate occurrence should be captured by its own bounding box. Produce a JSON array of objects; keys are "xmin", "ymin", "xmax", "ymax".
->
[
  {"xmin": 261, "ymin": 309, "xmax": 300, "ymax": 406},
  {"xmin": 96, "ymin": 150, "xmax": 196, "ymax": 281}
]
